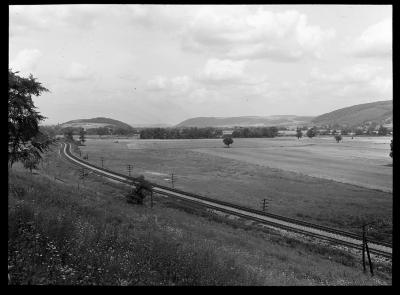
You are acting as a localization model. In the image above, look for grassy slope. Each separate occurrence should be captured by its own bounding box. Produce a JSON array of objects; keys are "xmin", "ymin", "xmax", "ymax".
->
[
  {"xmin": 311, "ymin": 100, "xmax": 392, "ymax": 127},
  {"xmin": 8, "ymin": 146, "xmax": 391, "ymax": 285},
  {"xmin": 78, "ymin": 138, "xmax": 392, "ymax": 243}
]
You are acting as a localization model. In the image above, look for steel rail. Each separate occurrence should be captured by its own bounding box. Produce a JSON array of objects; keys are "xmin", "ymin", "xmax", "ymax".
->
[{"xmin": 60, "ymin": 142, "xmax": 392, "ymax": 258}]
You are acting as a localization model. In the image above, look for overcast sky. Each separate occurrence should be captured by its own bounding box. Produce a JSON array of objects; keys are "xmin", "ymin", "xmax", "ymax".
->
[{"xmin": 9, "ymin": 4, "xmax": 392, "ymax": 126}]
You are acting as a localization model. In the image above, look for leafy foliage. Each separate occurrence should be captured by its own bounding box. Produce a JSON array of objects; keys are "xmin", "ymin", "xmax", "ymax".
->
[
  {"xmin": 8, "ymin": 70, "xmax": 53, "ymax": 166},
  {"xmin": 79, "ymin": 128, "xmax": 86, "ymax": 145},
  {"xmin": 126, "ymin": 175, "xmax": 153, "ymax": 205},
  {"xmin": 306, "ymin": 127, "xmax": 316, "ymax": 138},
  {"xmin": 223, "ymin": 137, "xmax": 234, "ymax": 147},
  {"xmin": 296, "ymin": 128, "xmax": 303, "ymax": 139},
  {"xmin": 334, "ymin": 134, "xmax": 342, "ymax": 143},
  {"xmin": 378, "ymin": 125, "xmax": 388, "ymax": 136},
  {"xmin": 62, "ymin": 127, "xmax": 74, "ymax": 141}
]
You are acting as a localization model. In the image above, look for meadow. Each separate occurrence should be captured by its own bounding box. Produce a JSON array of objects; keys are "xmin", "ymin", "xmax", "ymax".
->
[
  {"xmin": 8, "ymin": 145, "xmax": 392, "ymax": 285},
  {"xmin": 77, "ymin": 136, "xmax": 393, "ymax": 243}
]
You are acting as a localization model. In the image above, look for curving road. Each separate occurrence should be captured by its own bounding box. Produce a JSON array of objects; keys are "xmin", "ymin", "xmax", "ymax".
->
[{"xmin": 60, "ymin": 142, "xmax": 392, "ymax": 258}]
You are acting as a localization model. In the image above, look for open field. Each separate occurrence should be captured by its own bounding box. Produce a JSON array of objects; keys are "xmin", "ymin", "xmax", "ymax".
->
[
  {"xmin": 8, "ymin": 147, "xmax": 392, "ymax": 285},
  {"xmin": 77, "ymin": 136, "xmax": 392, "ymax": 242}
]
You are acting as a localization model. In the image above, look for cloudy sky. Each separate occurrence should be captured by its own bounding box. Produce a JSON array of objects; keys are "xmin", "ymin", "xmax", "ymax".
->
[{"xmin": 9, "ymin": 5, "xmax": 392, "ymax": 126}]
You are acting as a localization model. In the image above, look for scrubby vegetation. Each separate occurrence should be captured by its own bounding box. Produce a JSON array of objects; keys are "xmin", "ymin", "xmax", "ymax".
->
[{"xmin": 8, "ymin": 171, "xmax": 260, "ymax": 285}]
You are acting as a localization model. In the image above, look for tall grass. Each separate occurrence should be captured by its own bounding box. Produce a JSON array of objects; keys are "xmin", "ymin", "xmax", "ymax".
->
[{"xmin": 8, "ymin": 171, "xmax": 260, "ymax": 285}]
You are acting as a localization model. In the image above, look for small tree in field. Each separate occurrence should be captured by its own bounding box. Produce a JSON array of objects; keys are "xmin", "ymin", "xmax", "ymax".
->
[
  {"xmin": 306, "ymin": 128, "xmax": 316, "ymax": 139},
  {"xmin": 223, "ymin": 137, "xmax": 233, "ymax": 147},
  {"xmin": 378, "ymin": 125, "xmax": 388, "ymax": 136},
  {"xmin": 296, "ymin": 128, "xmax": 303, "ymax": 139},
  {"xmin": 334, "ymin": 134, "xmax": 342, "ymax": 143},
  {"xmin": 79, "ymin": 128, "xmax": 86, "ymax": 145},
  {"xmin": 126, "ymin": 175, "xmax": 153, "ymax": 205}
]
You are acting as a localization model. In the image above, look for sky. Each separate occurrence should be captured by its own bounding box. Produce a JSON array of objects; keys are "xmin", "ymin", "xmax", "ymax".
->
[{"xmin": 9, "ymin": 4, "xmax": 392, "ymax": 126}]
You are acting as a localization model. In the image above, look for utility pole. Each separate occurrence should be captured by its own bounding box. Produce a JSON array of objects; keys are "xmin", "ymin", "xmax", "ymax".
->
[
  {"xmin": 261, "ymin": 198, "xmax": 270, "ymax": 212},
  {"xmin": 362, "ymin": 223, "xmax": 374, "ymax": 276},
  {"xmin": 171, "ymin": 172, "xmax": 175, "ymax": 189},
  {"xmin": 100, "ymin": 157, "xmax": 104, "ymax": 169},
  {"xmin": 127, "ymin": 164, "xmax": 132, "ymax": 177}
]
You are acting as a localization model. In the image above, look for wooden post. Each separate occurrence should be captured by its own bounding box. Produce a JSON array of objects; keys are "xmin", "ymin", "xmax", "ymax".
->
[
  {"xmin": 101, "ymin": 157, "xmax": 104, "ymax": 168},
  {"xmin": 362, "ymin": 225, "xmax": 366, "ymax": 273},
  {"xmin": 365, "ymin": 238, "xmax": 374, "ymax": 276},
  {"xmin": 151, "ymin": 191, "xmax": 154, "ymax": 208},
  {"xmin": 171, "ymin": 173, "xmax": 175, "ymax": 189},
  {"xmin": 127, "ymin": 164, "xmax": 132, "ymax": 177}
]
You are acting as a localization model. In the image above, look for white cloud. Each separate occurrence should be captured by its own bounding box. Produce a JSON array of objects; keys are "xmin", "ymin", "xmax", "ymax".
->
[
  {"xmin": 9, "ymin": 48, "xmax": 42, "ymax": 75},
  {"xmin": 348, "ymin": 18, "xmax": 392, "ymax": 58},
  {"xmin": 146, "ymin": 76, "xmax": 169, "ymax": 91},
  {"xmin": 10, "ymin": 5, "xmax": 102, "ymax": 36},
  {"xmin": 63, "ymin": 62, "xmax": 92, "ymax": 81},
  {"xmin": 182, "ymin": 7, "xmax": 335, "ymax": 61},
  {"xmin": 146, "ymin": 75, "xmax": 194, "ymax": 94},
  {"xmin": 308, "ymin": 64, "xmax": 392, "ymax": 99},
  {"xmin": 197, "ymin": 59, "xmax": 248, "ymax": 83}
]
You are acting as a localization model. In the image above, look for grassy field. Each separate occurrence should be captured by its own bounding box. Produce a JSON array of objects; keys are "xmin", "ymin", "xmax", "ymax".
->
[
  {"xmin": 8, "ymin": 145, "xmax": 392, "ymax": 285},
  {"xmin": 77, "ymin": 136, "xmax": 392, "ymax": 242}
]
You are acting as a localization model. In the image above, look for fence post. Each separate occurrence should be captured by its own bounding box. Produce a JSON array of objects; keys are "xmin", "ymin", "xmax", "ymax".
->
[
  {"xmin": 365, "ymin": 237, "xmax": 374, "ymax": 276},
  {"xmin": 362, "ymin": 225, "xmax": 366, "ymax": 273}
]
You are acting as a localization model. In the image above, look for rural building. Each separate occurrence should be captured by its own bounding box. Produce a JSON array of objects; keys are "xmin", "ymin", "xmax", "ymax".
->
[
  {"xmin": 277, "ymin": 130, "xmax": 297, "ymax": 136},
  {"xmin": 222, "ymin": 130, "xmax": 234, "ymax": 137}
]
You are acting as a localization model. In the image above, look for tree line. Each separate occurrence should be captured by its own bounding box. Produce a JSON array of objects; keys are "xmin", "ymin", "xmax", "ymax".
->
[{"xmin": 139, "ymin": 126, "xmax": 279, "ymax": 139}]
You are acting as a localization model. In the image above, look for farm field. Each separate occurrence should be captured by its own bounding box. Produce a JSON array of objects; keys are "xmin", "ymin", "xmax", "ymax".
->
[{"xmin": 77, "ymin": 136, "xmax": 392, "ymax": 242}]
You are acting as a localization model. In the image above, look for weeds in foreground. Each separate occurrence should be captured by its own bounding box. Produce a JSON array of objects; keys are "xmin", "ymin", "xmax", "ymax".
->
[{"xmin": 8, "ymin": 172, "xmax": 260, "ymax": 285}]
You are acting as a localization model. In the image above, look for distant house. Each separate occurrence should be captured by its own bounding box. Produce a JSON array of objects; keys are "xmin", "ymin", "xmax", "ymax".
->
[
  {"xmin": 131, "ymin": 133, "xmax": 141, "ymax": 139},
  {"xmin": 222, "ymin": 130, "xmax": 234, "ymax": 137},
  {"xmin": 277, "ymin": 130, "xmax": 297, "ymax": 136},
  {"xmin": 317, "ymin": 129, "xmax": 329, "ymax": 135}
]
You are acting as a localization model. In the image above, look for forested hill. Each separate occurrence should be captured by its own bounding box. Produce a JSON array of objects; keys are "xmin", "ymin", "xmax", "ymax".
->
[
  {"xmin": 311, "ymin": 100, "xmax": 392, "ymax": 127},
  {"xmin": 61, "ymin": 117, "xmax": 134, "ymax": 130},
  {"xmin": 176, "ymin": 115, "xmax": 314, "ymax": 128}
]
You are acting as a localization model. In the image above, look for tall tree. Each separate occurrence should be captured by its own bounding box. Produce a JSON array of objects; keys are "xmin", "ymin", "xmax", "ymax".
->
[
  {"xmin": 378, "ymin": 125, "xmax": 388, "ymax": 136},
  {"xmin": 306, "ymin": 127, "xmax": 316, "ymax": 139},
  {"xmin": 8, "ymin": 70, "xmax": 53, "ymax": 167},
  {"xmin": 79, "ymin": 128, "xmax": 86, "ymax": 145},
  {"xmin": 334, "ymin": 134, "xmax": 342, "ymax": 143},
  {"xmin": 223, "ymin": 137, "xmax": 234, "ymax": 147},
  {"xmin": 296, "ymin": 128, "xmax": 303, "ymax": 139}
]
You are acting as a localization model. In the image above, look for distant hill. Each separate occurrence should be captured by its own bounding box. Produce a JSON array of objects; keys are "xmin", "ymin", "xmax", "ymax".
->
[
  {"xmin": 175, "ymin": 115, "xmax": 314, "ymax": 128},
  {"xmin": 311, "ymin": 100, "xmax": 392, "ymax": 127},
  {"xmin": 61, "ymin": 117, "xmax": 134, "ymax": 130}
]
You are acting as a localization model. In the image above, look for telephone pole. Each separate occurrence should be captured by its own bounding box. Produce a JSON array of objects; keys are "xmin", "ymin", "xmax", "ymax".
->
[
  {"xmin": 261, "ymin": 198, "xmax": 270, "ymax": 212},
  {"xmin": 362, "ymin": 223, "xmax": 374, "ymax": 276},
  {"xmin": 100, "ymin": 157, "xmax": 104, "ymax": 169},
  {"xmin": 127, "ymin": 164, "xmax": 133, "ymax": 177},
  {"xmin": 171, "ymin": 172, "xmax": 175, "ymax": 189}
]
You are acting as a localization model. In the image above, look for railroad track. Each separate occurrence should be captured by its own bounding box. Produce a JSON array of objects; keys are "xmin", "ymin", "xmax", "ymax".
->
[{"xmin": 60, "ymin": 142, "xmax": 392, "ymax": 259}]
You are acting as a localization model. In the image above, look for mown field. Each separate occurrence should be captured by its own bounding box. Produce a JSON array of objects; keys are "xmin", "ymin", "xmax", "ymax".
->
[
  {"xmin": 77, "ymin": 136, "xmax": 392, "ymax": 243},
  {"xmin": 8, "ymin": 145, "xmax": 392, "ymax": 285}
]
